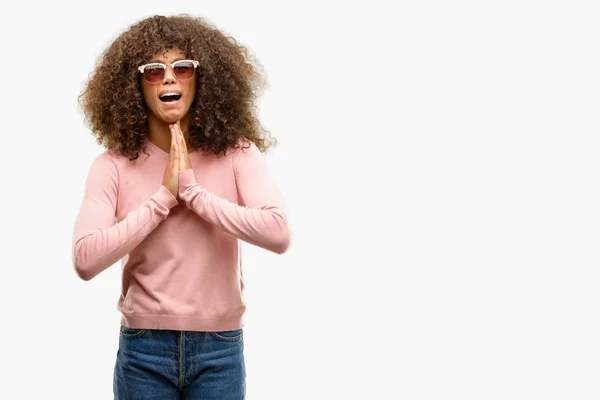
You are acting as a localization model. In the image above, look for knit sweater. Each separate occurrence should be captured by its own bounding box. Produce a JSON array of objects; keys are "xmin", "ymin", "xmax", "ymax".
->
[{"xmin": 71, "ymin": 137, "xmax": 291, "ymax": 331}]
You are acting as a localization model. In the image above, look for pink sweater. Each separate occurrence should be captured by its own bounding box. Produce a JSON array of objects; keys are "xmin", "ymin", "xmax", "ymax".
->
[{"xmin": 72, "ymin": 137, "xmax": 291, "ymax": 331}]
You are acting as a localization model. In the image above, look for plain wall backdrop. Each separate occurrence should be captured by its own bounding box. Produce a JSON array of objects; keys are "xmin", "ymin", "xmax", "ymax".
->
[{"xmin": 1, "ymin": 0, "xmax": 599, "ymax": 399}]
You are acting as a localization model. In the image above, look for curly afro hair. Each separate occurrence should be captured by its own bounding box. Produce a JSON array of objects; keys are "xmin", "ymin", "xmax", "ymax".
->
[{"xmin": 78, "ymin": 14, "xmax": 277, "ymax": 160}]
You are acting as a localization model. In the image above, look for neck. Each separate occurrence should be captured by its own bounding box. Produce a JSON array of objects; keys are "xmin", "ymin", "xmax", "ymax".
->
[{"xmin": 147, "ymin": 114, "xmax": 195, "ymax": 153}]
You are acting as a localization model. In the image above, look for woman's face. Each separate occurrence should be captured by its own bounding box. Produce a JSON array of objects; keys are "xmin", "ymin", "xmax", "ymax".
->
[{"xmin": 140, "ymin": 48, "xmax": 197, "ymax": 125}]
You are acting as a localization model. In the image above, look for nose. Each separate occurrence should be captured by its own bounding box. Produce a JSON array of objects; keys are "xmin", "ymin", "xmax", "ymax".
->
[{"xmin": 162, "ymin": 65, "xmax": 177, "ymax": 83}]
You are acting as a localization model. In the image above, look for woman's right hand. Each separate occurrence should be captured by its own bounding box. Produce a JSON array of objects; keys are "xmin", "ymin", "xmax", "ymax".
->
[{"xmin": 161, "ymin": 129, "xmax": 179, "ymax": 198}]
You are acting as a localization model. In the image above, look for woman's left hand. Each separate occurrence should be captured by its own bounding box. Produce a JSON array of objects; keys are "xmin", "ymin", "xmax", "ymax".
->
[{"xmin": 169, "ymin": 121, "xmax": 192, "ymax": 170}]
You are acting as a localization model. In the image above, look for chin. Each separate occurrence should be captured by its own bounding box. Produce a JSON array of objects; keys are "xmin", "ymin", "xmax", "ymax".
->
[
  {"xmin": 163, "ymin": 117, "xmax": 179, "ymax": 124},
  {"xmin": 159, "ymin": 112, "xmax": 185, "ymax": 124},
  {"xmin": 149, "ymin": 105, "xmax": 191, "ymax": 125}
]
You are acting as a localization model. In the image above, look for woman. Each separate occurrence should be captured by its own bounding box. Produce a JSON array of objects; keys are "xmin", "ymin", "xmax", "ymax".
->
[{"xmin": 72, "ymin": 14, "xmax": 291, "ymax": 399}]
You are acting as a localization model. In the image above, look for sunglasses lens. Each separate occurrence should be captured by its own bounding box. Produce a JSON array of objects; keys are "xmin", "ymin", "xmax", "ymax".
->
[
  {"xmin": 144, "ymin": 65, "xmax": 164, "ymax": 82},
  {"xmin": 173, "ymin": 61, "xmax": 195, "ymax": 79}
]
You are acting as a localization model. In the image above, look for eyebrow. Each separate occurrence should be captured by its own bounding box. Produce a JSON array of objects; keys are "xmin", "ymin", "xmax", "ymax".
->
[{"xmin": 147, "ymin": 57, "xmax": 187, "ymax": 64}]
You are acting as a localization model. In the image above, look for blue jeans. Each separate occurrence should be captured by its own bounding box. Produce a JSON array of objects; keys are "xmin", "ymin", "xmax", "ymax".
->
[{"xmin": 113, "ymin": 325, "xmax": 246, "ymax": 399}]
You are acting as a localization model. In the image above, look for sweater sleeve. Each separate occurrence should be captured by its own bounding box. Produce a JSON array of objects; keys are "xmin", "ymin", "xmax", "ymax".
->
[
  {"xmin": 72, "ymin": 152, "xmax": 179, "ymax": 281},
  {"xmin": 178, "ymin": 142, "xmax": 291, "ymax": 254}
]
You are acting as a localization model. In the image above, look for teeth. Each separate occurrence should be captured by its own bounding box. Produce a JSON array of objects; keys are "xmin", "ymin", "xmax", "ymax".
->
[{"xmin": 160, "ymin": 92, "xmax": 181, "ymax": 97}]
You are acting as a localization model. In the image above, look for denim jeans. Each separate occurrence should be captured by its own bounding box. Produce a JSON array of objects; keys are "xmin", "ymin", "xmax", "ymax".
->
[{"xmin": 113, "ymin": 325, "xmax": 246, "ymax": 399}]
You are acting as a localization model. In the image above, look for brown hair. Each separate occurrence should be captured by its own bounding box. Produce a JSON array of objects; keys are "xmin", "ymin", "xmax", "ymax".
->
[{"xmin": 78, "ymin": 14, "xmax": 276, "ymax": 160}]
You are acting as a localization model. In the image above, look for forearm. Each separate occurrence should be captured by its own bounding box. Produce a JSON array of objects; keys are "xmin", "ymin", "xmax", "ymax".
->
[
  {"xmin": 72, "ymin": 185, "xmax": 177, "ymax": 280},
  {"xmin": 178, "ymin": 169, "xmax": 290, "ymax": 254}
]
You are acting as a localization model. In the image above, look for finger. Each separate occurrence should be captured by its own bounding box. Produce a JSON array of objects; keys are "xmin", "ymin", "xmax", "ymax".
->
[
  {"xmin": 179, "ymin": 129, "xmax": 187, "ymax": 153},
  {"xmin": 169, "ymin": 124, "xmax": 176, "ymax": 167},
  {"xmin": 176, "ymin": 123, "xmax": 184, "ymax": 152},
  {"xmin": 177, "ymin": 125, "xmax": 189, "ymax": 166},
  {"xmin": 169, "ymin": 123, "xmax": 174, "ymax": 142},
  {"xmin": 174, "ymin": 124, "xmax": 183, "ymax": 158},
  {"xmin": 172, "ymin": 126, "xmax": 179, "ymax": 169},
  {"xmin": 179, "ymin": 126, "xmax": 187, "ymax": 152},
  {"xmin": 172, "ymin": 123, "xmax": 186, "ymax": 166},
  {"xmin": 178, "ymin": 130, "xmax": 186, "ymax": 171}
]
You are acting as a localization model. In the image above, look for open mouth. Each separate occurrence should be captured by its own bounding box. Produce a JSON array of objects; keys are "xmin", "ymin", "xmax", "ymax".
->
[{"xmin": 159, "ymin": 93, "xmax": 182, "ymax": 103}]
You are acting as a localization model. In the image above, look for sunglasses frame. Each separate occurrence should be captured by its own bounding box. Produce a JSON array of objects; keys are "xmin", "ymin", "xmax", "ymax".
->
[{"xmin": 137, "ymin": 60, "xmax": 200, "ymax": 82}]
